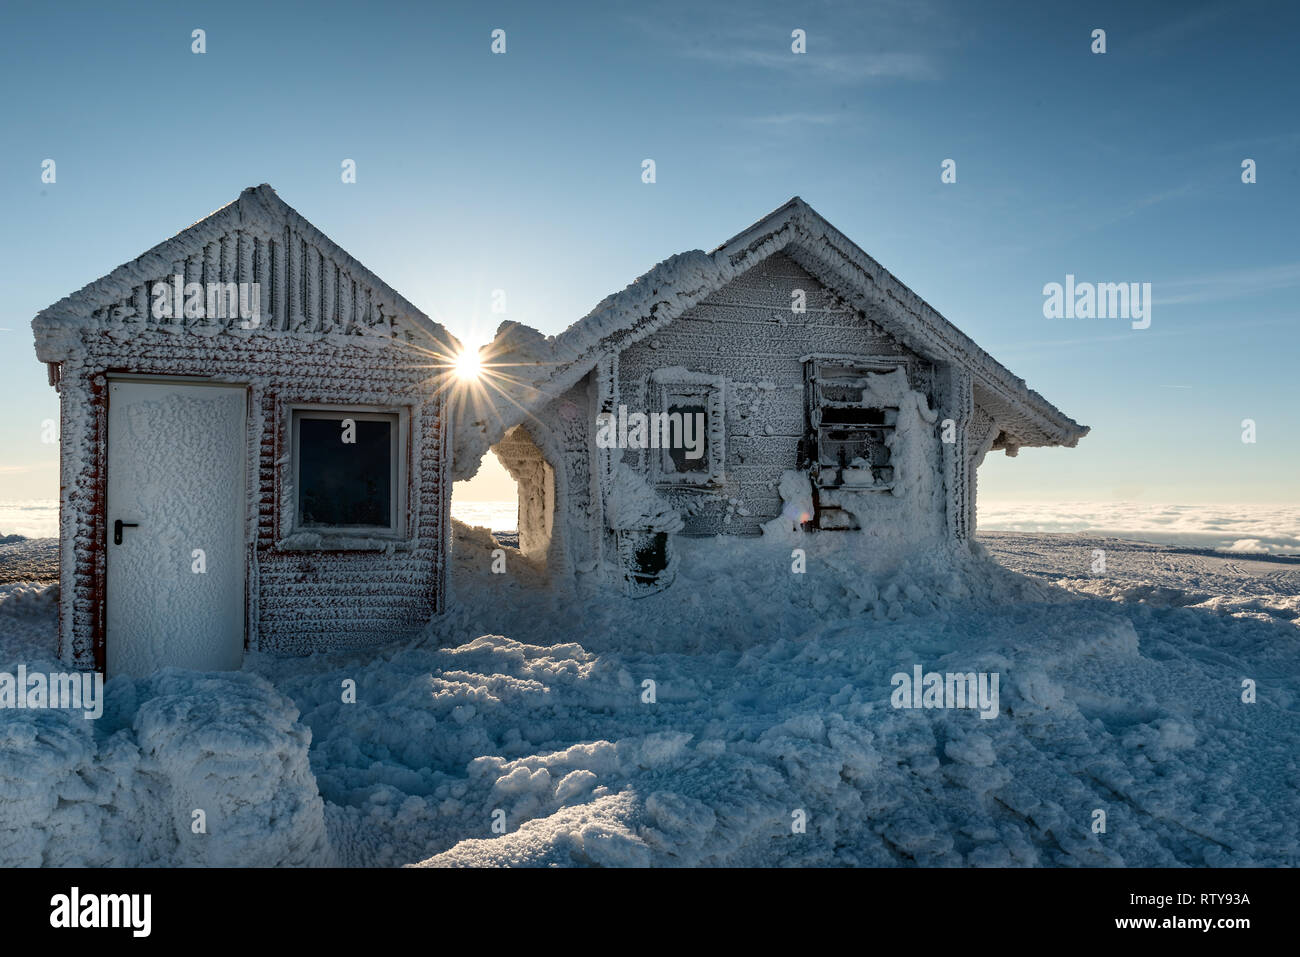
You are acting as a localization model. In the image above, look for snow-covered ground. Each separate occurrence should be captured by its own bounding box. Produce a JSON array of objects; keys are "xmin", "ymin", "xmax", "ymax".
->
[{"xmin": 1, "ymin": 526, "xmax": 1297, "ymax": 867}]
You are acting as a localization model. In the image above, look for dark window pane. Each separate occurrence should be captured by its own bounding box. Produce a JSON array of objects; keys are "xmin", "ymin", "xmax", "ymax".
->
[
  {"xmin": 821, "ymin": 406, "xmax": 888, "ymax": 425},
  {"xmin": 666, "ymin": 402, "xmax": 708, "ymax": 473},
  {"xmin": 631, "ymin": 531, "xmax": 669, "ymax": 582},
  {"xmin": 298, "ymin": 417, "xmax": 392, "ymax": 527}
]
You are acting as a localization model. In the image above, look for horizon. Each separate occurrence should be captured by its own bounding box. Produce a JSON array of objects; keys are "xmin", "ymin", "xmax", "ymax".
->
[{"xmin": 5, "ymin": 495, "xmax": 1299, "ymax": 556}]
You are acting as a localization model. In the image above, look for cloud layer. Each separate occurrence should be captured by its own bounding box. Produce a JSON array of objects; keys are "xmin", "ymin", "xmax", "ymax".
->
[
  {"xmin": 0, "ymin": 501, "xmax": 57, "ymax": 539},
  {"xmin": 979, "ymin": 501, "xmax": 1300, "ymax": 555}
]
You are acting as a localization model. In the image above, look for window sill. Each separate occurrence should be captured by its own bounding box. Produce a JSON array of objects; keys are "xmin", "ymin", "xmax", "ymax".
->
[
  {"xmin": 276, "ymin": 530, "xmax": 413, "ymax": 552},
  {"xmin": 653, "ymin": 477, "xmax": 722, "ymax": 490},
  {"xmin": 814, "ymin": 482, "xmax": 895, "ymax": 493}
]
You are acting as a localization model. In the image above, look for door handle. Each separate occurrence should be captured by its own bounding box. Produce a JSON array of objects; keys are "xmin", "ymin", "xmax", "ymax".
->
[{"xmin": 113, "ymin": 519, "xmax": 139, "ymax": 545}]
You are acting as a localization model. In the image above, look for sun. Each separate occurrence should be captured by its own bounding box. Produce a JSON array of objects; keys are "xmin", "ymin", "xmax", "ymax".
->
[{"xmin": 454, "ymin": 347, "xmax": 482, "ymax": 381}]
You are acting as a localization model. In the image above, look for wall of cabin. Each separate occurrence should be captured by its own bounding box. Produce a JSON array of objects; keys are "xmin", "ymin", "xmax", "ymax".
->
[
  {"xmin": 609, "ymin": 252, "xmax": 947, "ymax": 542},
  {"xmin": 43, "ymin": 215, "xmax": 450, "ymax": 667}
]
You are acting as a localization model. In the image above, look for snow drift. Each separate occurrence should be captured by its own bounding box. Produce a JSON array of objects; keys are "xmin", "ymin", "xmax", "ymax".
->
[
  {"xmin": 0, "ymin": 585, "xmax": 330, "ymax": 867},
  {"xmin": 2, "ymin": 528, "xmax": 1297, "ymax": 868}
]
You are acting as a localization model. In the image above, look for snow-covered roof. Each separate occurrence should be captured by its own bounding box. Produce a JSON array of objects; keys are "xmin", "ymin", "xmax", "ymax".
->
[
  {"xmin": 32, "ymin": 184, "xmax": 455, "ymax": 363},
  {"xmin": 460, "ymin": 197, "xmax": 1088, "ymax": 477}
]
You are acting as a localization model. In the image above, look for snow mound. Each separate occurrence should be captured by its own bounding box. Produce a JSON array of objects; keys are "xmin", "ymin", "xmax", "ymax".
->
[
  {"xmin": 132, "ymin": 670, "xmax": 330, "ymax": 866},
  {"xmin": 0, "ymin": 668, "xmax": 330, "ymax": 866}
]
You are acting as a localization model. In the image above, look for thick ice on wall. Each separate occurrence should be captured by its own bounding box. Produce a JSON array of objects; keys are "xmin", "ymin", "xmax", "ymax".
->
[
  {"xmin": 764, "ymin": 470, "xmax": 816, "ymax": 534},
  {"xmin": 763, "ymin": 367, "xmax": 946, "ymax": 555},
  {"xmin": 454, "ymin": 195, "xmax": 1090, "ymax": 486},
  {"xmin": 453, "ymin": 248, "xmax": 726, "ymax": 481},
  {"xmin": 856, "ymin": 366, "xmax": 943, "ymax": 531},
  {"xmin": 606, "ymin": 463, "xmax": 684, "ymax": 533}
]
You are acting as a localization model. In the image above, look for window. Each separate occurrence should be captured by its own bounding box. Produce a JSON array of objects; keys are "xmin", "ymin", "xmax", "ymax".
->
[
  {"xmin": 291, "ymin": 408, "xmax": 403, "ymax": 535},
  {"xmin": 805, "ymin": 359, "xmax": 900, "ymax": 489},
  {"xmin": 616, "ymin": 529, "xmax": 675, "ymax": 597},
  {"xmin": 649, "ymin": 371, "xmax": 725, "ymax": 487},
  {"xmin": 664, "ymin": 394, "xmax": 709, "ymax": 475}
]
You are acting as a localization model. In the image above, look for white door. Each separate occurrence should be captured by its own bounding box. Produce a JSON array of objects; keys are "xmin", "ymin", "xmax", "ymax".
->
[{"xmin": 106, "ymin": 380, "xmax": 247, "ymax": 676}]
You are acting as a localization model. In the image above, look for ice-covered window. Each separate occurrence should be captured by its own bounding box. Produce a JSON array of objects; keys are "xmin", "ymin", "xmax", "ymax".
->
[
  {"xmin": 805, "ymin": 359, "xmax": 900, "ymax": 488},
  {"xmin": 664, "ymin": 394, "xmax": 708, "ymax": 475},
  {"xmin": 649, "ymin": 370, "xmax": 726, "ymax": 487},
  {"xmin": 292, "ymin": 409, "xmax": 402, "ymax": 533}
]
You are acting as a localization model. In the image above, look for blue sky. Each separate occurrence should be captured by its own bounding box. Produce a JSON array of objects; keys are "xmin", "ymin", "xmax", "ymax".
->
[{"xmin": 1, "ymin": 0, "xmax": 1296, "ymax": 504}]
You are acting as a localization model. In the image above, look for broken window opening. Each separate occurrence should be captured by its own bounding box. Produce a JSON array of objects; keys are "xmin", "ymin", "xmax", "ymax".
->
[
  {"xmin": 802, "ymin": 359, "xmax": 905, "ymax": 529},
  {"xmin": 617, "ymin": 529, "xmax": 675, "ymax": 597}
]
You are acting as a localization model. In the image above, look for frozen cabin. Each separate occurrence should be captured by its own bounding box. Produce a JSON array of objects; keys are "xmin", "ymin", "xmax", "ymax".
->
[
  {"xmin": 458, "ymin": 197, "xmax": 1088, "ymax": 595},
  {"xmin": 31, "ymin": 185, "xmax": 458, "ymax": 675}
]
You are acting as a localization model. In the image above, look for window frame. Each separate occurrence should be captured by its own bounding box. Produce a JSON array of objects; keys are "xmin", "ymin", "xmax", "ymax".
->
[
  {"xmin": 648, "ymin": 372, "xmax": 726, "ymax": 488},
  {"xmin": 288, "ymin": 405, "xmax": 408, "ymax": 540}
]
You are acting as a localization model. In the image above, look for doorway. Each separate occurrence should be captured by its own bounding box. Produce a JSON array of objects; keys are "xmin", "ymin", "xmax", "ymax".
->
[{"xmin": 105, "ymin": 379, "xmax": 247, "ymax": 676}]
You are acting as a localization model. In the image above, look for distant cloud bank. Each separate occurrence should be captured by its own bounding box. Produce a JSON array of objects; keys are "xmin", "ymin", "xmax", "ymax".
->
[
  {"xmin": 979, "ymin": 501, "xmax": 1300, "ymax": 555},
  {"xmin": 0, "ymin": 501, "xmax": 57, "ymax": 539}
]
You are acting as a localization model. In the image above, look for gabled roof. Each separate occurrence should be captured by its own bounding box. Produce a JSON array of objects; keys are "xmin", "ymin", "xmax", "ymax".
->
[
  {"xmin": 32, "ymin": 184, "xmax": 454, "ymax": 363},
  {"xmin": 465, "ymin": 197, "xmax": 1087, "ymax": 475}
]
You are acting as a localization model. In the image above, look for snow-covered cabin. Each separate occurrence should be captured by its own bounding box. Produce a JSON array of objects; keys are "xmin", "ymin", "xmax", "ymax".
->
[
  {"xmin": 32, "ymin": 186, "xmax": 458, "ymax": 674},
  {"xmin": 458, "ymin": 198, "xmax": 1088, "ymax": 594}
]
